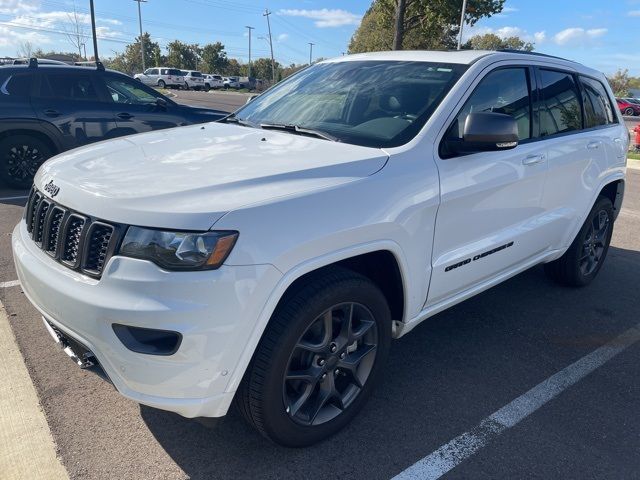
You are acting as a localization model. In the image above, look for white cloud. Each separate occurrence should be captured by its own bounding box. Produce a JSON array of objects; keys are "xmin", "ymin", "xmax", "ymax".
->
[
  {"xmin": 278, "ymin": 8, "xmax": 362, "ymax": 28},
  {"xmin": 534, "ymin": 31, "xmax": 546, "ymax": 43},
  {"xmin": 628, "ymin": 10, "xmax": 640, "ymax": 16},
  {"xmin": 0, "ymin": 0, "xmax": 39, "ymax": 15},
  {"xmin": 277, "ymin": 33, "xmax": 289, "ymax": 42},
  {"xmin": 553, "ymin": 27, "xmax": 607, "ymax": 46},
  {"xmin": 502, "ymin": 7, "xmax": 519, "ymax": 13}
]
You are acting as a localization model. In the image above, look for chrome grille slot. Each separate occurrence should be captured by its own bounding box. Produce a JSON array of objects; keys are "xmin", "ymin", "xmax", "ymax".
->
[
  {"xmin": 33, "ymin": 199, "xmax": 51, "ymax": 245},
  {"xmin": 82, "ymin": 223, "xmax": 114, "ymax": 274},
  {"xmin": 27, "ymin": 190, "xmax": 42, "ymax": 235},
  {"xmin": 44, "ymin": 207, "xmax": 65, "ymax": 255},
  {"xmin": 61, "ymin": 215, "xmax": 86, "ymax": 266}
]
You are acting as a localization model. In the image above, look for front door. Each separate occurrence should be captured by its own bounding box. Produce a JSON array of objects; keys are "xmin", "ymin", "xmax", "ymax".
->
[{"xmin": 427, "ymin": 66, "xmax": 549, "ymax": 306}]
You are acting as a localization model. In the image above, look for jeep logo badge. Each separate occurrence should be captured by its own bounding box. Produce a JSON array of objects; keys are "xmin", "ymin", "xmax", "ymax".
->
[{"xmin": 44, "ymin": 180, "xmax": 60, "ymax": 198}]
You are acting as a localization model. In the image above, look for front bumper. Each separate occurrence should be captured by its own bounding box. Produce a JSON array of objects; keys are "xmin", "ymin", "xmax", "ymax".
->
[{"xmin": 12, "ymin": 220, "xmax": 282, "ymax": 417}]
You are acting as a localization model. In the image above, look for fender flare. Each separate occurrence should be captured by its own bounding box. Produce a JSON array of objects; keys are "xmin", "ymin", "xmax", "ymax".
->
[
  {"xmin": 0, "ymin": 119, "xmax": 65, "ymax": 152},
  {"xmin": 222, "ymin": 239, "xmax": 410, "ymax": 395}
]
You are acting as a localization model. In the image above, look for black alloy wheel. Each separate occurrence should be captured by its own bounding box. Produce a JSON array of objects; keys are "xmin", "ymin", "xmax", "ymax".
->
[
  {"xmin": 579, "ymin": 208, "xmax": 610, "ymax": 276},
  {"xmin": 0, "ymin": 135, "xmax": 52, "ymax": 188},
  {"xmin": 284, "ymin": 302, "xmax": 378, "ymax": 426}
]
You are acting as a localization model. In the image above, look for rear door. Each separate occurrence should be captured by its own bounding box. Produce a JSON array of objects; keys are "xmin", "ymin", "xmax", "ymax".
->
[
  {"xmin": 31, "ymin": 70, "xmax": 119, "ymax": 148},
  {"xmin": 427, "ymin": 66, "xmax": 549, "ymax": 306}
]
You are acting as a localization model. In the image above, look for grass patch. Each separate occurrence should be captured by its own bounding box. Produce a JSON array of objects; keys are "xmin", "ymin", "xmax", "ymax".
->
[{"xmin": 627, "ymin": 152, "xmax": 640, "ymax": 161}]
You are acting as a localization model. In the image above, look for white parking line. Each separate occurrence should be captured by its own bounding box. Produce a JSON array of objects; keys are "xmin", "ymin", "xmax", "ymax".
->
[
  {"xmin": 0, "ymin": 280, "xmax": 20, "ymax": 288},
  {"xmin": 392, "ymin": 323, "xmax": 640, "ymax": 480},
  {"xmin": 0, "ymin": 195, "xmax": 29, "ymax": 201}
]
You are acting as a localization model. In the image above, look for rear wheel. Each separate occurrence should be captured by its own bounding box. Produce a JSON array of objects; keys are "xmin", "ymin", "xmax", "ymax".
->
[
  {"xmin": 0, "ymin": 135, "xmax": 53, "ymax": 188},
  {"xmin": 157, "ymin": 79, "xmax": 166, "ymax": 88},
  {"xmin": 624, "ymin": 107, "xmax": 634, "ymax": 116},
  {"xmin": 183, "ymin": 82, "xmax": 189, "ymax": 91},
  {"xmin": 204, "ymin": 83, "xmax": 210, "ymax": 92},
  {"xmin": 544, "ymin": 196, "xmax": 614, "ymax": 286},
  {"xmin": 236, "ymin": 267, "xmax": 391, "ymax": 447}
]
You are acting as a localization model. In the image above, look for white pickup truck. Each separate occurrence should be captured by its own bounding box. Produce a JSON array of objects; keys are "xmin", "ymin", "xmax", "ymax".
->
[{"xmin": 13, "ymin": 50, "xmax": 627, "ymax": 447}]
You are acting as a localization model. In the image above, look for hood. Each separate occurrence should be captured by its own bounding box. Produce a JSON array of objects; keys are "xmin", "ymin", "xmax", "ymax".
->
[{"xmin": 35, "ymin": 122, "xmax": 388, "ymax": 230}]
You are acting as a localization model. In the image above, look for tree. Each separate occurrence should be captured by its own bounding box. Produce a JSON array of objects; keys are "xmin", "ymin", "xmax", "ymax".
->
[
  {"xmin": 250, "ymin": 57, "xmax": 281, "ymax": 80},
  {"xmin": 17, "ymin": 41, "xmax": 33, "ymax": 58},
  {"xmin": 103, "ymin": 33, "xmax": 162, "ymax": 75},
  {"xmin": 64, "ymin": 4, "xmax": 87, "ymax": 59},
  {"xmin": 281, "ymin": 63, "xmax": 306, "ymax": 79},
  {"xmin": 166, "ymin": 40, "xmax": 199, "ymax": 70},
  {"xmin": 465, "ymin": 33, "xmax": 533, "ymax": 51},
  {"xmin": 350, "ymin": 0, "xmax": 505, "ymax": 53},
  {"xmin": 222, "ymin": 58, "xmax": 243, "ymax": 76},
  {"xmin": 607, "ymin": 69, "xmax": 630, "ymax": 97},
  {"xmin": 201, "ymin": 42, "xmax": 228, "ymax": 73}
]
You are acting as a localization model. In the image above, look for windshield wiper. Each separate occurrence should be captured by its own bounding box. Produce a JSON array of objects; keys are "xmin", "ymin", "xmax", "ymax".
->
[
  {"xmin": 221, "ymin": 113, "xmax": 258, "ymax": 128},
  {"xmin": 260, "ymin": 123, "xmax": 338, "ymax": 142}
]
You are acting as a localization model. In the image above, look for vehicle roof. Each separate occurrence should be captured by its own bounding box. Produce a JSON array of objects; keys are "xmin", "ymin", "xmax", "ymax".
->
[
  {"xmin": 0, "ymin": 63, "xmax": 126, "ymax": 76},
  {"xmin": 323, "ymin": 50, "xmax": 604, "ymax": 77}
]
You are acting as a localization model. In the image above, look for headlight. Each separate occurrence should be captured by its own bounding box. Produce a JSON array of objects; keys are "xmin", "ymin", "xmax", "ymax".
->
[{"xmin": 119, "ymin": 227, "xmax": 238, "ymax": 270}]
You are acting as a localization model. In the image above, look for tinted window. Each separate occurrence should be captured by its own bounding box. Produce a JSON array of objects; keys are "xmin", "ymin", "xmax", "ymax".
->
[
  {"xmin": 38, "ymin": 73, "xmax": 98, "ymax": 101},
  {"xmin": 539, "ymin": 69, "xmax": 582, "ymax": 136},
  {"xmin": 160, "ymin": 68, "xmax": 168, "ymax": 75},
  {"xmin": 0, "ymin": 72, "xmax": 33, "ymax": 97},
  {"xmin": 104, "ymin": 75, "xmax": 163, "ymax": 105},
  {"xmin": 448, "ymin": 67, "xmax": 531, "ymax": 142},
  {"xmin": 190, "ymin": 72, "xmax": 202, "ymax": 77},
  {"xmin": 168, "ymin": 69, "xmax": 182, "ymax": 76},
  {"xmin": 580, "ymin": 76, "xmax": 615, "ymax": 127}
]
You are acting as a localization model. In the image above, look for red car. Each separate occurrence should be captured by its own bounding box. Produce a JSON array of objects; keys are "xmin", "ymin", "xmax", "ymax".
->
[{"xmin": 616, "ymin": 98, "xmax": 640, "ymax": 116}]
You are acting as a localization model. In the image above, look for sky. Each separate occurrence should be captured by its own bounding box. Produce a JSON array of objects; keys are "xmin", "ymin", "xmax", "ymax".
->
[{"xmin": 0, "ymin": 0, "xmax": 639, "ymax": 75}]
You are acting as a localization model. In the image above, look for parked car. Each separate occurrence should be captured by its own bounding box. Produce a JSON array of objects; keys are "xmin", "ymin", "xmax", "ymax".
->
[
  {"xmin": 134, "ymin": 67, "xmax": 183, "ymax": 89},
  {"xmin": 203, "ymin": 74, "xmax": 223, "ymax": 91},
  {"xmin": 12, "ymin": 50, "xmax": 627, "ymax": 447},
  {"xmin": 223, "ymin": 76, "xmax": 242, "ymax": 89},
  {"xmin": 0, "ymin": 61, "xmax": 225, "ymax": 187},
  {"xmin": 622, "ymin": 97, "xmax": 640, "ymax": 105},
  {"xmin": 616, "ymin": 98, "xmax": 640, "ymax": 116},
  {"xmin": 181, "ymin": 70, "xmax": 205, "ymax": 90}
]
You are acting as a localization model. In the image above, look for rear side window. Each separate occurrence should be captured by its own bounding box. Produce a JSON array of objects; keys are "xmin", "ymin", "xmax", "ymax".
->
[
  {"xmin": 169, "ymin": 69, "xmax": 181, "ymax": 76},
  {"xmin": 580, "ymin": 76, "xmax": 616, "ymax": 127},
  {"xmin": 160, "ymin": 69, "xmax": 168, "ymax": 75},
  {"xmin": 0, "ymin": 72, "xmax": 33, "ymax": 97},
  {"xmin": 447, "ymin": 67, "xmax": 532, "ymax": 142},
  {"xmin": 538, "ymin": 69, "xmax": 582, "ymax": 136},
  {"xmin": 38, "ymin": 73, "xmax": 99, "ymax": 101}
]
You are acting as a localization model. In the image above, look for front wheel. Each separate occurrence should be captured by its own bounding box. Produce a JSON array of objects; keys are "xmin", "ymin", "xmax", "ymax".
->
[
  {"xmin": 624, "ymin": 107, "xmax": 634, "ymax": 116},
  {"xmin": 204, "ymin": 84, "xmax": 210, "ymax": 92},
  {"xmin": 236, "ymin": 267, "xmax": 391, "ymax": 447},
  {"xmin": 0, "ymin": 135, "xmax": 53, "ymax": 188},
  {"xmin": 157, "ymin": 80, "xmax": 166, "ymax": 88},
  {"xmin": 183, "ymin": 82, "xmax": 189, "ymax": 91},
  {"xmin": 544, "ymin": 196, "xmax": 614, "ymax": 286}
]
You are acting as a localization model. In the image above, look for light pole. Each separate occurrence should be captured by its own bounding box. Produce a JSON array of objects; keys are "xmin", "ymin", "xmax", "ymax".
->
[
  {"xmin": 134, "ymin": 0, "xmax": 147, "ymax": 70},
  {"xmin": 245, "ymin": 25, "xmax": 254, "ymax": 78},
  {"xmin": 263, "ymin": 9, "xmax": 275, "ymax": 83},
  {"xmin": 457, "ymin": 0, "xmax": 468, "ymax": 50},
  {"xmin": 89, "ymin": 0, "xmax": 99, "ymax": 61},
  {"xmin": 308, "ymin": 42, "xmax": 314, "ymax": 65}
]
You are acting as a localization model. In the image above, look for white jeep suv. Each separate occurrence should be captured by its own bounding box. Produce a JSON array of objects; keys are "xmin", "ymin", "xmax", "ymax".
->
[
  {"xmin": 12, "ymin": 50, "xmax": 627, "ymax": 447},
  {"xmin": 134, "ymin": 67, "xmax": 183, "ymax": 89}
]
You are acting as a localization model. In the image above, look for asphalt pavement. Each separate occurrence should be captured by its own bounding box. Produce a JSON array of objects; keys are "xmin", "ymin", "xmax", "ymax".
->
[
  {"xmin": 170, "ymin": 89, "xmax": 250, "ymax": 112},
  {"xmin": 1, "ymin": 122, "xmax": 640, "ymax": 478}
]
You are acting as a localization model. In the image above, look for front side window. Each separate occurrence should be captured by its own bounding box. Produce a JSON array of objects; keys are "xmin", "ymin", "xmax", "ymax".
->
[
  {"xmin": 446, "ymin": 67, "xmax": 531, "ymax": 144},
  {"xmin": 539, "ymin": 69, "xmax": 582, "ymax": 136},
  {"xmin": 38, "ymin": 73, "xmax": 98, "ymax": 101},
  {"xmin": 0, "ymin": 72, "xmax": 33, "ymax": 97},
  {"xmin": 104, "ymin": 75, "xmax": 165, "ymax": 105},
  {"xmin": 235, "ymin": 60, "xmax": 466, "ymax": 148},
  {"xmin": 580, "ymin": 76, "xmax": 616, "ymax": 128}
]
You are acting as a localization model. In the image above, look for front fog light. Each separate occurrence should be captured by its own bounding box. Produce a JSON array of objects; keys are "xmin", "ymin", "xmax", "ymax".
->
[{"xmin": 119, "ymin": 227, "xmax": 238, "ymax": 270}]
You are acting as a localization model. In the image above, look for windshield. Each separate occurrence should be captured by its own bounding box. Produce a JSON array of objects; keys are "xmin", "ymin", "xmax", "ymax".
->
[{"xmin": 234, "ymin": 60, "xmax": 466, "ymax": 148}]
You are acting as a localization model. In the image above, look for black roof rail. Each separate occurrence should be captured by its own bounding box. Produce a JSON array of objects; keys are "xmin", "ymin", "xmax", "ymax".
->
[
  {"xmin": 496, "ymin": 49, "xmax": 575, "ymax": 63},
  {"xmin": 28, "ymin": 57, "xmax": 37, "ymax": 68},
  {"xmin": 73, "ymin": 60, "xmax": 105, "ymax": 71}
]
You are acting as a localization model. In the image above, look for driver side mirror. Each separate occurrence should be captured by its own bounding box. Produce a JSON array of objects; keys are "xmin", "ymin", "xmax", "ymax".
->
[
  {"xmin": 444, "ymin": 112, "xmax": 519, "ymax": 156},
  {"xmin": 156, "ymin": 97, "xmax": 168, "ymax": 109}
]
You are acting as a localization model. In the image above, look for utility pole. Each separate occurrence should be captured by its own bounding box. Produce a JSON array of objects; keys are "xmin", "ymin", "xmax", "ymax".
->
[
  {"xmin": 245, "ymin": 25, "xmax": 254, "ymax": 78},
  {"xmin": 89, "ymin": 0, "xmax": 99, "ymax": 61},
  {"xmin": 134, "ymin": 0, "xmax": 147, "ymax": 70},
  {"xmin": 457, "ymin": 0, "xmax": 468, "ymax": 50},
  {"xmin": 308, "ymin": 42, "xmax": 314, "ymax": 65},
  {"xmin": 263, "ymin": 9, "xmax": 275, "ymax": 83}
]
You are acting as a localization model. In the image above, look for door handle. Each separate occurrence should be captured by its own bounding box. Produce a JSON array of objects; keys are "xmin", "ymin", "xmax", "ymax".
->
[
  {"xmin": 587, "ymin": 141, "xmax": 601, "ymax": 150},
  {"xmin": 522, "ymin": 154, "xmax": 546, "ymax": 166},
  {"xmin": 116, "ymin": 112, "xmax": 133, "ymax": 120},
  {"xmin": 43, "ymin": 109, "xmax": 60, "ymax": 117}
]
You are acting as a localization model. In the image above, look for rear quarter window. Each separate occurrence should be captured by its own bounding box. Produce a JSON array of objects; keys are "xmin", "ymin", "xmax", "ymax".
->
[
  {"xmin": 0, "ymin": 72, "xmax": 33, "ymax": 97},
  {"xmin": 538, "ymin": 69, "xmax": 582, "ymax": 136},
  {"xmin": 580, "ymin": 76, "xmax": 616, "ymax": 128}
]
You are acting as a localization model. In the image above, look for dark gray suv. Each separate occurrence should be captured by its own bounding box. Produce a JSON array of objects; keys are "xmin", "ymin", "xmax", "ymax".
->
[{"xmin": 0, "ymin": 61, "xmax": 225, "ymax": 187}]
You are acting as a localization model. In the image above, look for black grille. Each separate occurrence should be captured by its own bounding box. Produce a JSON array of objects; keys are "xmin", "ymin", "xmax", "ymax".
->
[{"xmin": 25, "ymin": 188, "xmax": 122, "ymax": 278}]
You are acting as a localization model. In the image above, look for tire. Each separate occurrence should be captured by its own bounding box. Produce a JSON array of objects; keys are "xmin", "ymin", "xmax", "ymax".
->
[
  {"xmin": 624, "ymin": 107, "xmax": 634, "ymax": 116},
  {"xmin": 236, "ymin": 267, "xmax": 391, "ymax": 447},
  {"xmin": 157, "ymin": 80, "xmax": 166, "ymax": 88},
  {"xmin": 204, "ymin": 84, "xmax": 210, "ymax": 92},
  {"xmin": 544, "ymin": 196, "xmax": 614, "ymax": 287},
  {"xmin": 0, "ymin": 135, "xmax": 53, "ymax": 188},
  {"xmin": 183, "ymin": 82, "xmax": 189, "ymax": 91}
]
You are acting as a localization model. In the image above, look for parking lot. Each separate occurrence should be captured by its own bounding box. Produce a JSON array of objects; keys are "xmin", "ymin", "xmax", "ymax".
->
[{"xmin": 1, "ymin": 96, "xmax": 640, "ymax": 479}]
